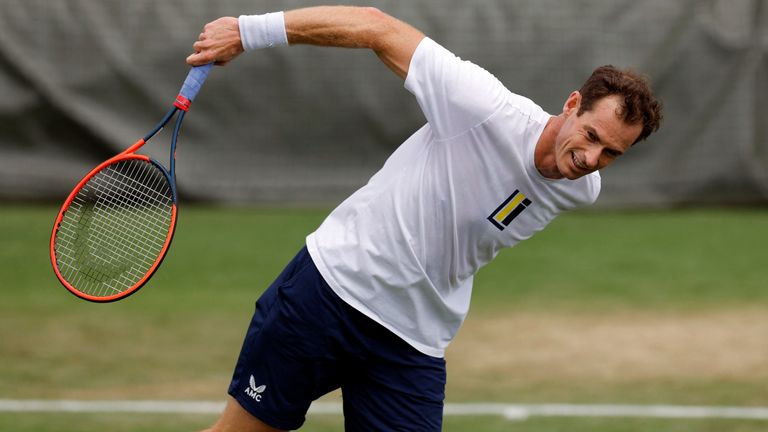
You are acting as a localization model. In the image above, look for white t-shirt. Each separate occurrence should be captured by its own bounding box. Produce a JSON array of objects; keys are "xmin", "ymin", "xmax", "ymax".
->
[{"xmin": 306, "ymin": 38, "xmax": 600, "ymax": 357}]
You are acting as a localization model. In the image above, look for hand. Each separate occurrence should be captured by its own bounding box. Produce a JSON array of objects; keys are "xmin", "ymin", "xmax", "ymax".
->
[{"xmin": 186, "ymin": 17, "xmax": 244, "ymax": 66}]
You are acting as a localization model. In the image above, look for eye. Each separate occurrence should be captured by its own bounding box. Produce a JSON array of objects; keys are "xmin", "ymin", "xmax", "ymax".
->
[
  {"xmin": 587, "ymin": 131, "xmax": 597, "ymax": 142},
  {"xmin": 605, "ymin": 148, "xmax": 622, "ymax": 158}
]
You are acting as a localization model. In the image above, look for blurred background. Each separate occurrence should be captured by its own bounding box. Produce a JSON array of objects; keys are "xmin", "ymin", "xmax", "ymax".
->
[
  {"xmin": 2, "ymin": 0, "xmax": 766, "ymax": 207},
  {"xmin": 1, "ymin": 0, "xmax": 767, "ymax": 431}
]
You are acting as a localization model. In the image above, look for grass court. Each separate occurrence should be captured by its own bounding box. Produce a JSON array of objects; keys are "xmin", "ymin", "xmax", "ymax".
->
[{"xmin": 1, "ymin": 205, "xmax": 767, "ymax": 431}]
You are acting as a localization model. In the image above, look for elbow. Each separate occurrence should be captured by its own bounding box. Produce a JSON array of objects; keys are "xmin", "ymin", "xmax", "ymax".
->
[
  {"xmin": 359, "ymin": 7, "xmax": 396, "ymax": 51},
  {"xmin": 361, "ymin": 6, "xmax": 388, "ymax": 19}
]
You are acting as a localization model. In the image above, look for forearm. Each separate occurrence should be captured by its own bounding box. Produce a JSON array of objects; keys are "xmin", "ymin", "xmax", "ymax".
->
[
  {"xmin": 187, "ymin": 6, "xmax": 424, "ymax": 80},
  {"xmin": 285, "ymin": 6, "xmax": 424, "ymax": 79},
  {"xmin": 285, "ymin": 6, "xmax": 386, "ymax": 48},
  {"xmin": 285, "ymin": 6, "xmax": 422, "ymax": 50}
]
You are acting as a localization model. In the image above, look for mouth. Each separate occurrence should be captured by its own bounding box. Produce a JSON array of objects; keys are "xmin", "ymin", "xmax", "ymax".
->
[{"xmin": 571, "ymin": 152, "xmax": 588, "ymax": 171}]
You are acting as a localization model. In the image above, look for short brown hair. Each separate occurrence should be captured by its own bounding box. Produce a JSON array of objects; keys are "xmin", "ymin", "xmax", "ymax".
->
[{"xmin": 578, "ymin": 65, "xmax": 663, "ymax": 145}]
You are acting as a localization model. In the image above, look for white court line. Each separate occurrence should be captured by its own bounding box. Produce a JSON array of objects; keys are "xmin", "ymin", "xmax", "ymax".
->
[{"xmin": 1, "ymin": 400, "xmax": 768, "ymax": 420}]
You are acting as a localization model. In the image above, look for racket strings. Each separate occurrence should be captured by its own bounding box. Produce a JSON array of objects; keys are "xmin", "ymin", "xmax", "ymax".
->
[{"xmin": 54, "ymin": 158, "xmax": 175, "ymax": 297}]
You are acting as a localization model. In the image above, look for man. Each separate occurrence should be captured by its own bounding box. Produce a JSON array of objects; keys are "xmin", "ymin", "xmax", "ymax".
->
[{"xmin": 187, "ymin": 6, "xmax": 662, "ymax": 432}]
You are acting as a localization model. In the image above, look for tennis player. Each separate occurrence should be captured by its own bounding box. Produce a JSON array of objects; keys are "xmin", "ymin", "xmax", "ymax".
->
[{"xmin": 187, "ymin": 6, "xmax": 662, "ymax": 432}]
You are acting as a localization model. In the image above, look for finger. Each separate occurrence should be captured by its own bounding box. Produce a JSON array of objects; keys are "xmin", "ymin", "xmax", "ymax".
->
[{"xmin": 186, "ymin": 52, "xmax": 209, "ymax": 66}]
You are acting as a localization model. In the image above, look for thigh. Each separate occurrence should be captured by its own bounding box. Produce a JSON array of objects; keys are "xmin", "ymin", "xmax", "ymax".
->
[
  {"xmin": 342, "ymin": 357, "xmax": 446, "ymax": 431},
  {"xmin": 227, "ymin": 248, "xmax": 343, "ymax": 430},
  {"xmin": 340, "ymin": 314, "xmax": 447, "ymax": 432}
]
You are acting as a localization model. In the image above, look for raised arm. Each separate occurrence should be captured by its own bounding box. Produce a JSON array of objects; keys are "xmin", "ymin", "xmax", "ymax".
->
[{"xmin": 186, "ymin": 6, "xmax": 424, "ymax": 80}]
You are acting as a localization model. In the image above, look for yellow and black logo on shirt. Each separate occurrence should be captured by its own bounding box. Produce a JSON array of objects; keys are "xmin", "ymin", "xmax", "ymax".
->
[{"xmin": 488, "ymin": 190, "xmax": 532, "ymax": 231}]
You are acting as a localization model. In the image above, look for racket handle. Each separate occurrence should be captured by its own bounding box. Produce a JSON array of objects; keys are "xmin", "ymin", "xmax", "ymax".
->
[{"xmin": 174, "ymin": 63, "xmax": 213, "ymax": 111}]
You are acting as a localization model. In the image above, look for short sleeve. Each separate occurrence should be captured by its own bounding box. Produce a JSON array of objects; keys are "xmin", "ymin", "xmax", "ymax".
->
[{"xmin": 404, "ymin": 38, "xmax": 507, "ymax": 139}]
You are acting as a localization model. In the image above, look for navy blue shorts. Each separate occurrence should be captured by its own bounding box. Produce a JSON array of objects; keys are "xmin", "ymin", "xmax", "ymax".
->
[{"xmin": 228, "ymin": 246, "xmax": 446, "ymax": 431}]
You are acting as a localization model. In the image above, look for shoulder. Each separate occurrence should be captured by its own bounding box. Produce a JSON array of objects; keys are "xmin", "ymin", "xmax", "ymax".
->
[
  {"xmin": 581, "ymin": 171, "xmax": 602, "ymax": 205},
  {"xmin": 405, "ymin": 37, "xmax": 506, "ymax": 99},
  {"xmin": 404, "ymin": 38, "xmax": 510, "ymax": 138},
  {"xmin": 541, "ymin": 171, "xmax": 602, "ymax": 210}
]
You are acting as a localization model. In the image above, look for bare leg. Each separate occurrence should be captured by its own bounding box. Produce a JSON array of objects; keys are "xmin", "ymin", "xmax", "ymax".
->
[{"xmin": 201, "ymin": 395, "xmax": 286, "ymax": 432}]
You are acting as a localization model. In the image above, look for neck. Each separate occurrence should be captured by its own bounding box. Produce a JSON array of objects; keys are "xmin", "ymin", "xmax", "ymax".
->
[{"xmin": 534, "ymin": 115, "xmax": 565, "ymax": 179}]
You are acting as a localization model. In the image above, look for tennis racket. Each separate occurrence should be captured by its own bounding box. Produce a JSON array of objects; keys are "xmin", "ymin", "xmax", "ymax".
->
[{"xmin": 50, "ymin": 63, "xmax": 213, "ymax": 302}]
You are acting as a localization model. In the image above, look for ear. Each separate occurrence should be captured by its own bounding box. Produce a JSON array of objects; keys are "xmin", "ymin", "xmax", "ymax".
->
[{"xmin": 563, "ymin": 91, "xmax": 581, "ymax": 115}]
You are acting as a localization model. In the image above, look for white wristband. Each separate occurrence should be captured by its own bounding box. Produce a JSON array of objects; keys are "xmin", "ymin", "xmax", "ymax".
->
[{"xmin": 238, "ymin": 12, "xmax": 288, "ymax": 51}]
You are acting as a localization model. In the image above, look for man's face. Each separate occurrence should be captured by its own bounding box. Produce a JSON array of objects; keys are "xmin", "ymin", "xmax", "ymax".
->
[{"xmin": 554, "ymin": 93, "xmax": 643, "ymax": 180}]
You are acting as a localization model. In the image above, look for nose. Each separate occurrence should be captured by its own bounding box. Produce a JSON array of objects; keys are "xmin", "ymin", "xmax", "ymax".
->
[{"xmin": 584, "ymin": 146, "xmax": 601, "ymax": 169}]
